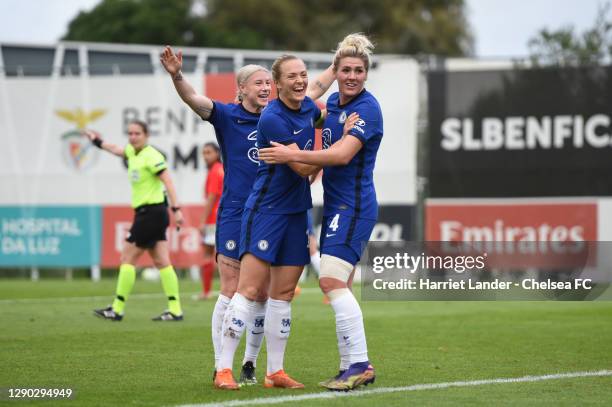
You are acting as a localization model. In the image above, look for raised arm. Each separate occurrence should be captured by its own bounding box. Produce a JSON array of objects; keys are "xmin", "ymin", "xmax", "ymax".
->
[
  {"xmin": 160, "ymin": 46, "xmax": 214, "ymax": 120},
  {"xmin": 308, "ymin": 65, "xmax": 334, "ymax": 129},
  {"xmin": 306, "ymin": 64, "xmax": 335, "ymax": 100},
  {"xmin": 83, "ymin": 130, "xmax": 124, "ymax": 157}
]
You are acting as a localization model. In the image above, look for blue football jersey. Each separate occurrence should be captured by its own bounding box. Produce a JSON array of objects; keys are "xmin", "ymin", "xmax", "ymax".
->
[
  {"xmin": 245, "ymin": 97, "xmax": 321, "ymax": 214},
  {"xmin": 322, "ymin": 90, "xmax": 383, "ymax": 220},
  {"xmin": 207, "ymin": 102, "xmax": 261, "ymax": 208}
]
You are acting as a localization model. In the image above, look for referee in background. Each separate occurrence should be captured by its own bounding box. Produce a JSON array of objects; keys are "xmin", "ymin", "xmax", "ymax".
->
[{"xmin": 86, "ymin": 120, "xmax": 185, "ymax": 321}]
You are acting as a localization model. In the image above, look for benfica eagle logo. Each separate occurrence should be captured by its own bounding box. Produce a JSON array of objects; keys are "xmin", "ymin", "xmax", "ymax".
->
[{"xmin": 56, "ymin": 109, "xmax": 106, "ymax": 171}]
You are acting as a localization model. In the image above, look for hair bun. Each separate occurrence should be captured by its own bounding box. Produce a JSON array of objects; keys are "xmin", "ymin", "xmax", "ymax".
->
[
  {"xmin": 337, "ymin": 33, "xmax": 374, "ymax": 56},
  {"xmin": 334, "ymin": 33, "xmax": 374, "ymax": 70}
]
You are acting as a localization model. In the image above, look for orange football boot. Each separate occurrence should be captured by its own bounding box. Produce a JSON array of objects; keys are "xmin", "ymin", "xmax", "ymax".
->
[
  {"xmin": 214, "ymin": 368, "xmax": 239, "ymax": 390},
  {"xmin": 264, "ymin": 370, "xmax": 305, "ymax": 389}
]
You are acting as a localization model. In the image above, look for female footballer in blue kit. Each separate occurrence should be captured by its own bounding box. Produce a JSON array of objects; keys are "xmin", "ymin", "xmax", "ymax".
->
[
  {"xmin": 259, "ymin": 34, "xmax": 382, "ymax": 391},
  {"xmin": 161, "ymin": 47, "xmax": 335, "ymax": 389},
  {"xmin": 214, "ymin": 54, "xmax": 333, "ymax": 390},
  {"xmin": 161, "ymin": 46, "xmax": 272, "ymax": 385}
]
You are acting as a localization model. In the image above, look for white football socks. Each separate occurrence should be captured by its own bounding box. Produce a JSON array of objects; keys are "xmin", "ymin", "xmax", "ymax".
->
[
  {"xmin": 330, "ymin": 290, "xmax": 369, "ymax": 367},
  {"xmin": 243, "ymin": 300, "xmax": 267, "ymax": 366},
  {"xmin": 211, "ymin": 294, "xmax": 231, "ymax": 370},
  {"xmin": 264, "ymin": 298, "xmax": 292, "ymax": 375},
  {"xmin": 218, "ymin": 293, "xmax": 253, "ymax": 370}
]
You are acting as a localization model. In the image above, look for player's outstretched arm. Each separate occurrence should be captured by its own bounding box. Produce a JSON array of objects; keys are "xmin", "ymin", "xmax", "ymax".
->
[
  {"xmin": 160, "ymin": 45, "xmax": 214, "ymax": 120},
  {"xmin": 306, "ymin": 64, "xmax": 335, "ymax": 100},
  {"xmin": 83, "ymin": 130, "xmax": 124, "ymax": 157},
  {"xmin": 259, "ymin": 113, "xmax": 362, "ymax": 167},
  {"xmin": 283, "ymin": 143, "xmax": 321, "ymax": 178}
]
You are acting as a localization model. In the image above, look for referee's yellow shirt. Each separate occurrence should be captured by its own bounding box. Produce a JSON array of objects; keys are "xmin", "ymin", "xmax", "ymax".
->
[{"xmin": 124, "ymin": 144, "xmax": 168, "ymax": 208}]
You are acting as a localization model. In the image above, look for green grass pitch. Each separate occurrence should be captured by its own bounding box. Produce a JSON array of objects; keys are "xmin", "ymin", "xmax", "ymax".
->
[{"xmin": 1, "ymin": 278, "xmax": 611, "ymax": 406}]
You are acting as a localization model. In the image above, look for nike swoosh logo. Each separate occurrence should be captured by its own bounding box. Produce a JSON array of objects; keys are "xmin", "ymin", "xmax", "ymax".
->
[
  {"xmin": 293, "ymin": 129, "xmax": 303, "ymax": 134},
  {"xmin": 237, "ymin": 119, "xmax": 249, "ymax": 123},
  {"xmin": 326, "ymin": 233, "xmax": 336, "ymax": 237},
  {"xmin": 251, "ymin": 331, "xmax": 264, "ymax": 335},
  {"xmin": 280, "ymin": 330, "xmax": 290, "ymax": 333}
]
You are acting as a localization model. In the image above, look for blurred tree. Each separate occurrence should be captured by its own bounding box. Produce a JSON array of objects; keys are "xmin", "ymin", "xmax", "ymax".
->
[
  {"xmin": 63, "ymin": 0, "xmax": 473, "ymax": 56},
  {"xmin": 201, "ymin": 0, "xmax": 472, "ymax": 55},
  {"xmin": 528, "ymin": 2, "xmax": 612, "ymax": 66},
  {"xmin": 63, "ymin": 0, "xmax": 196, "ymax": 45}
]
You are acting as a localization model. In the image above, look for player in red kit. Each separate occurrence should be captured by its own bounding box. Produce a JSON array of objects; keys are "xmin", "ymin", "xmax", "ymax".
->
[{"xmin": 199, "ymin": 142, "xmax": 224, "ymax": 300}]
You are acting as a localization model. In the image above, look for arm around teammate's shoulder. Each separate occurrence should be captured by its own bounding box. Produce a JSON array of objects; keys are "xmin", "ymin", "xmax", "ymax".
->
[
  {"xmin": 283, "ymin": 143, "xmax": 322, "ymax": 178},
  {"xmin": 306, "ymin": 64, "xmax": 335, "ymax": 101},
  {"xmin": 258, "ymin": 113, "xmax": 362, "ymax": 167},
  {"xmin": 83, "ymin": 130, "xmax": 125, "ymax": 158},
  {"xmin": 258, "ymin": 112, "xmax": 319, "ymax": 177},
  {"xmin": 160, "ymin": 45, "xmax": 214, "ymax": 120}
]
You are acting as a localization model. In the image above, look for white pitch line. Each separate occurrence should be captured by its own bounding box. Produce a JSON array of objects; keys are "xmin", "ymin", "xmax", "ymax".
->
[
  {"xmin": 176, "ymin": 369, "xmax": 612, "ymax": 407},
  {"xmin": 0, "ymin": 292, "xmax": 197, "ymax": 304},
  {"xmin": 0, "ymin": 288, "xmax": 322, "ymax": 304}
]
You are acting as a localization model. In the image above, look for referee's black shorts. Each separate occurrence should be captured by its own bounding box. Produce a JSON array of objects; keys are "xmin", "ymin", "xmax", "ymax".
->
[{"xmin": 126, "ymin": 203, "xmax": 169, "ymax": 249}]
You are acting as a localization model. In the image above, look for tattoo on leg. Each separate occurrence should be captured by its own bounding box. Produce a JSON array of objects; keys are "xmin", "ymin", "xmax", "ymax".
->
[{"xmin": 220, "ymin": 259, "xmax": 240, "ymax": 271}]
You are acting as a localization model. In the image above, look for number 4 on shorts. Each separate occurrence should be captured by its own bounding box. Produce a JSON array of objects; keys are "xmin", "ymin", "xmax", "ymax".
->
[{"xmin": 329, "ymin": 214, "xmax": 340, "ymax": 232}]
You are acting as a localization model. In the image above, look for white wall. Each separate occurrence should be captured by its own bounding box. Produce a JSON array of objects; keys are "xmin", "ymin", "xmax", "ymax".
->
[{"xmin": 0, "ymin": 58, "xmax": 419, "ymax": 206}]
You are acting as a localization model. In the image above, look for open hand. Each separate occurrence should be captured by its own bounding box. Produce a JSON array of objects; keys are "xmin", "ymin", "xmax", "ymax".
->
[
  {"xmin": 83, "ymin": 129, "xmax": 101, "ymax": 143},
  {"xmin": 160, "ymin": 45, "xmax": 182, "ymax": 76},
  {"xmin": 258, "ymin": 141, "xmax": 294, "ymax": 164},
  {"xmin": 343, "ymin": 112, "xmax": 360, "ymax": 135}
]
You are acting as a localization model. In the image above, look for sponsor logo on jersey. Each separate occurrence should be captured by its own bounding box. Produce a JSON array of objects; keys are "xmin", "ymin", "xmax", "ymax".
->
[
  {"xmin": 322, "ymin": 128, "xmax": 332, "ymax": 149},
  {"xmin": 304, "ymin": 139, "xmax": 313, "ymax": 151},
  {"xmin": 339, "ymin": 111, "xmax": 347, "ymax": 123},
  {"xmin": 352, "ymin": 118, "xmax": 366, "ymax": 134},
  {"xmin": 247, "ymin": 130, "xmax": 258, "ymax": 141}
]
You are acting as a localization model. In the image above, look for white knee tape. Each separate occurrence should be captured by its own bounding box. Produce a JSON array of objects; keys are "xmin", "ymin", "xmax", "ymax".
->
[
  {"xmin": 327, "ymin": 287, "xmax": 351, "ymax": 302},
  {"xmin": 320, "ymin": 254, "xmax": 353, "ymax": 282}
]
